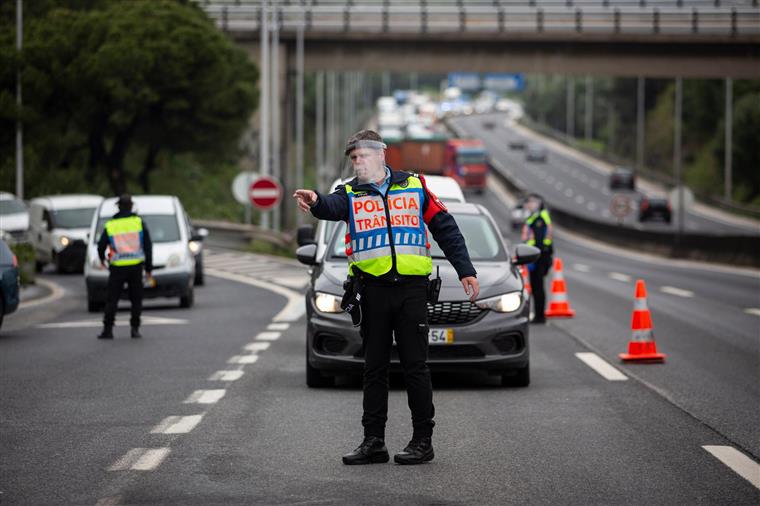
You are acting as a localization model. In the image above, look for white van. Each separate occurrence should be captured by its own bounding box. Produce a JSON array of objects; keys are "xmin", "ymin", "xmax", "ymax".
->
[
  {"xmin": 0, "ymin": 192, "xmax": 29, "ymax": 242},
  {"xmin": 84, "ymin": 195, "xmax": 197, "ymax": 312},
  {"xmin": 29, "ymin": 194, "xmax": 103, "ymax": 272}
]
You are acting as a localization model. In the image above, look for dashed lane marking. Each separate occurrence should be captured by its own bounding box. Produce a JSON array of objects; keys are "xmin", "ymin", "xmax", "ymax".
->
[
  {"xmin": 575, "ymin": 353, "xmax": 628, "ymax": 381},
  {"xmin": 37, "ymin": 316, "xmax": 187, "ymax": 329},
  {"xmin": 151, "ymin": 415, "xmax": 205, "ymax": 434},
  {"xmin": 573, "ymin": 264, "xmax": 591, "ymax": 273},
  {"xmin": 228, "ymin": 355, "xmax": 259, "ymax": 365},
  {"xmin": 108, "ymin": 448, "xmax": 171, "ymax": 472},
  {"xmin": 255, "ymin": 331, "xmax": 281, "ymax": 341},
  {"xmin": 660, "ymin": 286, "xmax": 695, "ymax": 298},
  {"xmin": 183, "ymin": 389, "xmax": 226, "ymax": 404},
  {"xmin": 564, "ymin": 188, "xmax": 574, "ymax": 198},
  {"xmin": 703, "ymin": 446, "xmax": 760, "ymax": 490},
  {"xmin": 608, "ymin": 272, "xmax": 632, "ymax": 283},
  {"xmin": 267, "ymin": 322, "xmax": 289, "ymax": 330},
  {"xmin": 244, "ymin": 342, "xmax": 271, "ymax": 352},
  {"xmin": 743, "ymin": 308, "xmax": 760, "ymax": 317},
  {"xmin": 209, "ymin": 370, "xmax": 245, "ymax": 381}
]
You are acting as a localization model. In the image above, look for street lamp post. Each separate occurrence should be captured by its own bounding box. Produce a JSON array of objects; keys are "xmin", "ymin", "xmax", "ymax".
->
[{"xmin": 16, "ymin": 0, "xmax": 24, "ymax": 200}]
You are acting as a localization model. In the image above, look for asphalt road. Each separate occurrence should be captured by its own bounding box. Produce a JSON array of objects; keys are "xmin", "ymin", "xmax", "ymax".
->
[
  {"xmin": 1, "ymin": 210, "xmax": 758, "ymax": 504},
  {"xmin": 449, "ymin": 112, "xmax": 758, "ymax": 235}
]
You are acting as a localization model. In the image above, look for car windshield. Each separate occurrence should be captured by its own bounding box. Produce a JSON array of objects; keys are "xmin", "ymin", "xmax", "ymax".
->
[
  {"xmin": 330, "ymin": 213, "xmax": 507, "ymax": 261},
  {"xmin": 457, "ymin": 151, "xmax": 486, "ymax": 165},
  {"xmin": 95, "ymin": 214, "xmax": 181, "ymax": 243},
  {"xmin": 0, "ymin": 199, "xmax": 26, "ymax": 215},
  {"xmin": 51, "ymin": 208, "xmax": 97, "ymax": 229}
]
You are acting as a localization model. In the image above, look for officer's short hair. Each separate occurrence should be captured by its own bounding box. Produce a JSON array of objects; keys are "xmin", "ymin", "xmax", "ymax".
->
[
  {"xmin": 344, "ymin": 130, "xmax": 386, "ymax": 155},
  {"xmin": 118, "ymin": 194, "xmax": 133, "ymax": 210}
]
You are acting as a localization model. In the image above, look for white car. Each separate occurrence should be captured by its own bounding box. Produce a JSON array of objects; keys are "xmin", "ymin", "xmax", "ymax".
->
[
  {"xmin": 0, "ymin": 192, "xmax": 29, "ymax": 242},
  {"xmin": 28, "ymin": 194, "xmax": 103, "ymax": 273},
  {"xmin": 84, "ymin": 195, "xmax": 197, "ymax": 312}
]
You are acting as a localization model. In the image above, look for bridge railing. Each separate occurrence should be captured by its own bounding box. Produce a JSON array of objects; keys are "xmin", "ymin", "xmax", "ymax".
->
[{"xmin": 199, "ymin": 2, "xmax": 759, "ymax": 36}]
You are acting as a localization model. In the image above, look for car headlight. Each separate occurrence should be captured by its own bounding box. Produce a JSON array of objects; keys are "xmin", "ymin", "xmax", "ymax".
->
[
  {"xmin": 188, "ymin": 241, "xmax": 201, "ymax": 254},
  {"xmin": 167, "ymin": 253, "xmax": 182, "ymax": 268},
  {"xmin": 58, "ymin": 236, "xmax": 71, "ymax": 248},
  {"xmin": 314, "ymin": 292, "xmax": 342, "ymax": 313},
  {"xmin": 475, "ymin": 291, "xmax": 522, "ymax": 313}
]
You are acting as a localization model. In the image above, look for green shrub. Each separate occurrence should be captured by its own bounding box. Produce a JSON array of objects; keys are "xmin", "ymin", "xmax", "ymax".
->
[{"xmin": 10, "ymin": 242, "xmax": 36, "ymax": 286}]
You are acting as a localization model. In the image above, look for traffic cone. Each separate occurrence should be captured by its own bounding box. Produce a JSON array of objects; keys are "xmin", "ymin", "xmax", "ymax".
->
[
  {"xmin": 619, "ymin": 280, "xmax": 666, "ymax": 363},
  {"xmin": 520, "ymin": 265, "xmax": 532, "ymax": 295},
  {"xmin": 545, "ymin": 257, "xmax": 575, "ymax": 318}
]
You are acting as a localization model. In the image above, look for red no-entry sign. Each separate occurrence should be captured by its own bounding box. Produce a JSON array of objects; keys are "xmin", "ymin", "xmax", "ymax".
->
[{"xmin": 249, "ymin": 176, "xmax": 282, "ymax": 210}]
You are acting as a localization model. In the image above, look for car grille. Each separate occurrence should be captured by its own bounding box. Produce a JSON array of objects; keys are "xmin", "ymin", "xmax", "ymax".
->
[
  {"xmin": 426, "ymin": 301, "xmax": 485, "ymax": 325},
  {"xmin": 387, "ymin": 345, "xmax": 485, "ymax": 360}
]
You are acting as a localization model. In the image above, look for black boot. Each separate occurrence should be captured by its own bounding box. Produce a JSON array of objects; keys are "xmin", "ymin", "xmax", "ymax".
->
[
  {"xmin": 342, "ymin": 436, "xmax": 389, "ymax": 465},
  {"xmin": 394, "ymin": 437, "xmax": 434, "ymax": 465},
  {"xmin": 97, "ymin": 326, "xmax": 114, "ymax": 339},
  {"xmin": 130, "ymin": 327, "xmax": 142, "ymax": 338}
]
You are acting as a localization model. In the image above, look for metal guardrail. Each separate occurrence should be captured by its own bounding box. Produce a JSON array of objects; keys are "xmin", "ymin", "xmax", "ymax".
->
[{"xmin": 198, "ymin": 1, "xmax": 760, "ymax": 36}]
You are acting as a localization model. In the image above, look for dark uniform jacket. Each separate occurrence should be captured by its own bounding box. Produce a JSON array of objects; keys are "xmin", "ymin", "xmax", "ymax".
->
[
  {"xmin": 310, "ymin": 170, "xmax": 476, "ymax": 281},
  {"xmin": 97, "ymin": 210, "xmax": 153, "ymax": 272}
]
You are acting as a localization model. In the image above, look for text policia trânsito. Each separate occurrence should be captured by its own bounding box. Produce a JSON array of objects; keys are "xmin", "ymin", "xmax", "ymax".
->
[{"xmin": 352, "ymin": 194, "xmax": 421, "ymax": 232}]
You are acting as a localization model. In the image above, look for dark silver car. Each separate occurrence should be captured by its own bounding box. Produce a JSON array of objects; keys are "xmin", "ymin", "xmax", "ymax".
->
[{"xmin": 296, "ymin": 203, "xmax": 540, "ymax": 388}]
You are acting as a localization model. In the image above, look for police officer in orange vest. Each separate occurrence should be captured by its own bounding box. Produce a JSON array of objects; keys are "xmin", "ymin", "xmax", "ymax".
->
[{"xmin": 293, "ymin": 130, "xmax": 479, "ymax": 465}]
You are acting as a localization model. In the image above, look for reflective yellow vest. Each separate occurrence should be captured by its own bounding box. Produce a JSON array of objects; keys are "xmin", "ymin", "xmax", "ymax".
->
[
  {"xmin": 345, "ymin": 177, "xmax": 432, "ymax": 277},
  {"xmin": 105, "ymin": 215, "xmax": 145, "ymax": 266},
  {"xmin": 525, "ymin": 209, "xmax": 552, "ymax": 247}
]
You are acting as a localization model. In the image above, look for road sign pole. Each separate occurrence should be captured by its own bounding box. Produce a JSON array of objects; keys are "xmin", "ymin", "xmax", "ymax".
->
[
  {"xmin": 16, "ymin": 0, "xmax": 23, "ymax": 200},
  {"xmin": 270, "ymin": 2, "xmax": 281, "ymax": 232},
  {"xmin": 724, "ymin": 77, "xmax": 733, "ymax": 202},
  {"xmin": 259, "ymin": 0, "xmax": 270, "ymax": 229},
  {"xmin": 674, "ymin": 77, "xmax": 684, "ymax": 239},
  {"xmin": 636, "ymin": 76, "xmax": 645, "ymax": 178},
  {"xmin": 585, "ymin": 76, "xmax": 593, "ymax": 142},
  {"xmin": 296, "ymin": 19, "xmax": 304, "ymax": 224},
  {"xmin": 566, "ymin": 76, "xmax": 575, "ymax": 140},
  {"xmin": 316, "ymin": 72, "xmax": 324, "ymax": 192}
]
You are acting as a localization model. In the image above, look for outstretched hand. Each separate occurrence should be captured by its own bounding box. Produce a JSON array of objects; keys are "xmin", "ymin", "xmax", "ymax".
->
[
  {"xmin": 293, "ymin": 189, "xmax": 318, "ymax": 213},
  {"xmin": 461, "ymin": 276, "xmax": 479, "ymax": 302}
]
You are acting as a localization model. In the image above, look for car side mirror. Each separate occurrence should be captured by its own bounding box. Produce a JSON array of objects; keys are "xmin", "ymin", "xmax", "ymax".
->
[
  {"xmin": 296, "ymin": 243, "xmax": 317, "ymax": 265},
  {"xmin": 296, "ymin": 224, "xmax": 316, "ymax": 246},
  {"xmin": 191, "ymin": 227, "xmax": 209, "ymax": 242},
  {"xmin": 512, "ymin": 244, "xmax": 541, "ymax": 265}
]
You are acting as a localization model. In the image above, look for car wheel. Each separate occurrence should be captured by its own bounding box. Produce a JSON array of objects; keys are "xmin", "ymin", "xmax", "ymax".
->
[
  {"xmin": 54, "ymin": 252, "xmax": 65, "ymax": 274},
  {"xmin": 194, "ymin": 260, "xmax": 204, "ymax": 286},
  {"xmin": 306, "ymin": 342, "xmax": 334, "ymax": 388},
  {"xmin": 179, "ymin": 287, "xmax": 194, "ymax": 308},
  {"xmin": 502, "ymin": 363, "xmax": 530, "ymax": 387}
]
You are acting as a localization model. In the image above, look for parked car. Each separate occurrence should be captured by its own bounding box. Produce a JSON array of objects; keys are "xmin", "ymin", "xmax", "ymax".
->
[
  {"xmin": 0, "ymin": 192, "xmax": 29, "ymax": 242},
  {"xmin": 84, "ymin": 195, "xmax": 201, "ymax": 312},
  {"xmin": 28, "ymin": 194, "xmax": 103, "ymax": 273},
  {"xmin": 296, "ymin": 202, "xmax": 540, "ymax": 388},
  {"xmin": 610, "ymin": 167, "xmax": 636, "ymax": 191},
  {"xmin": 508, "ymin": 139, "xmax": 526, "ymax": 150},
  {"xmin": 0, "ymin": 237, "xmax": 20, "ymax": 330},
  {"xmin": 639, "ymin": 196, "xmax": 672, "ymax": 223},
  {"xmin": 525, "ymin": 144, "xmax": 547, "ymax": 162}
]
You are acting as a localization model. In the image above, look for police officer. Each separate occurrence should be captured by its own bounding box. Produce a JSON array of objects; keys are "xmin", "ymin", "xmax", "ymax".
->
[
  {"xmin": 97, "ymin": 194, "xmax": 153, "ymax": 339},
  {"xmin": 521, "ymin": 194, "xmax": 553, "ymax": 324},
  {"xmin": 293, "ymin": 130, "xmax": 479, "ymax": 466}
]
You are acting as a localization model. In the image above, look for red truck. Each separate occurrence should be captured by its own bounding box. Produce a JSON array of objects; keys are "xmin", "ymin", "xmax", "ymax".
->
[{"xmin": 385, "ymin": 137, "xmax": 489, "ymax": 192}]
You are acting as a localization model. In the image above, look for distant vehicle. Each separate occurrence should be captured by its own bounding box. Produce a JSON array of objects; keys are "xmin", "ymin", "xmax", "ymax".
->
[
  {"xmin": 508, "ymin": 139, "xmax": 526, "ymax": 150},
  {"xmin": 639, "ymin": 197, "xmax": 672, "ymax": 223},
  {"xmin": 84, "ymin": 195, "xmax": 201, "ymax": 312},
  {"xmin": 385, "ymin": 136, "xmax": 448, "ymax": 175},
  {"xmin": 0, "ymin": 237, "xmax": 20, "ymax": 330},
  {"xmin": 0, "ymin": 192, "xmax": 29, "ymax": 242},
  {"xmin": 376, "ymin": 96, "xmax": 397, "ymax": 114},
  {"xmin": 525, "ymin": 144, "xmax": 548, "ymax": 162},
  {"xmin": 610, "ymin": 167, "xmax": 636, "ymax": 191},
  {"xmin": 510, "ymin": 197, "xmax": 531, "ymax": 230},
  {"xmin": 482, "ymin": 120, "xmax": 495, "ymax": 130},
  {"xmin": 443, "ymin": 138, "xmax": 489, "ymax": 193},
  {"xmin": 296, "ymin": 202, "xmax": 541, "ymax": 388},
  {"xmin": 28, "ymin": 194, "xmax": 103, "ymax": 273}
]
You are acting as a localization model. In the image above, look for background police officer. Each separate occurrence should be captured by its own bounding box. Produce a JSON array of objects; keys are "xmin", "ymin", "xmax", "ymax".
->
[
  {"xmin": 293, "ymin": 129, "xmax": 479, "ymax": 466},
  {"xmin": 97, "ymin": 194, "xmax": 153, "ymax": 339},
  {"xmin": 521, "ymin": 194, "xmax": 553, "ymax": 324}
]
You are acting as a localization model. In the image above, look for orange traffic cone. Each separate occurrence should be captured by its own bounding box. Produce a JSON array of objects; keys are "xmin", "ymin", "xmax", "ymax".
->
[
  {"xmin": 545, "ymin": 257, "xmax": 575, "ymax": 318},
  {"xmin": 619, "ymin": 280, "xmax": 666, "ymax": 362},
  {"xmin": 520, "ymin": 265, "xmax": 532, "ymax": 295}
]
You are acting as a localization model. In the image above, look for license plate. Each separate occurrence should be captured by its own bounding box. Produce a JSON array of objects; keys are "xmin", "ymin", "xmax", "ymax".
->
[{"xmin": 428, "ymin": 328, "xmax": 454, "ymax": 344}]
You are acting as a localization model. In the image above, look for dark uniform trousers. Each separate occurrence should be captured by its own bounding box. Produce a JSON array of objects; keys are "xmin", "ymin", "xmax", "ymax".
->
[
  {"xmin": 529, "ymin": 252, "xmax": 552, "ymax": 319},
  {"xmin": 360, "ymin": 277, "xmax": 435, "ymax": 440},
  {"xmin": 103, "ymin": 264, "xmax": 144, "ymax": 328}
]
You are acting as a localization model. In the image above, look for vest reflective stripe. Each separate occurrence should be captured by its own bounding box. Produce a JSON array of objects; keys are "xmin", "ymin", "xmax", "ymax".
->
[
  {"xmin": 526, "ymin": 209, "xmax": 553, "ymax": 247},
  {"xmin": 105, "ymin": 216, "xmax": 145, "ymax": 266},
  {"xmin": 345, "ymin": 177, "xmax": 432, "ymax": 276}
]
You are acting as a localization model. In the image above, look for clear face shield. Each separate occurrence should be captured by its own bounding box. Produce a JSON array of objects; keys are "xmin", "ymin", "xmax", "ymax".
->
[{"xmin": 345, "ymin": 140, "xmax": 387, "ymax": 185}]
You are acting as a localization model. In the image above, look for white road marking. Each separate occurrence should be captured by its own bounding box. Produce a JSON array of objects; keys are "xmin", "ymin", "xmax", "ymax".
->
[
  {"xmin": 262, "ymin": 275, "xmax": 309, "ymax": 289},
  {"xmin": 576, "ymin": 353, "xmax": 628, "ymax": 381},
  {"xmin": 703, "ymin": 446, "xmax": 760, "ymax": 490},
  {"xmin": 108, "ymin": 447, "xmax": 171, "ymax": 471},
  {"xmin": 744, "ymin": 308, "xmax": 760, "ymax": 317},
  {"xmin": 151, "ymin": 415, "xmax": 204, "ymax": 434},
  {"xmin": 244, "ymin": 342, "xmax": 271, "ymax": 352},
  {"xmin": 183, "ymin": 389, "xmax": 226, "ymax": 404},
  {"xmin": 228, "ymin": 354, "xmax": 259, "ymax": 365},
  {"xmin": 209, "ymin": 370, "xmax": 245, "ymax": 381},
  {"xmin": 255, "ymin": 331, "xmax": 281, "ymax": 341},
  {"xmin": 37, "ymin": 316, "xmax": 187, "ymax": 329},
  {"xmin": 608, "ymin": 272, "xmax": 632, "ymax": 282},
  {"xmin": 19, "ymin": 278, "xmax": 66, "ymax": 310},
  {"xmin": 267, "ymin": 322, "xmax": 289, "ymax": 330},
  {"xmin": 660, "ymin": 286, "xmax": 694, "ymax": 298},
  {"xmin": 573, "ymin": 264, "xmax": 591, "ymax": 272},
  {"xmin": 564, "ymin": 188, "xmax": 574, "ymax": 198},
  {"xmin": 95, "ymin": 496, "xmax": 122, "ymax": 506}
]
